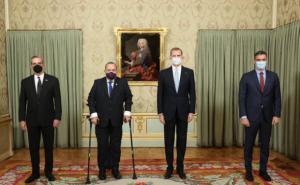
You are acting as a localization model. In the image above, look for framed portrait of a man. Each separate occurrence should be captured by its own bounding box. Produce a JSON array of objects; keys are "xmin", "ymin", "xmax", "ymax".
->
[{"xmin": 114, "ymin": 28, "xmax": 167, "ymax": 86}]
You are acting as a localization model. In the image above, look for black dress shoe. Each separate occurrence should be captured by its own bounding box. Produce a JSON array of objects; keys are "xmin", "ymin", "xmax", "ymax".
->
[
  {"xmin": 259, "ymin": 171, "xmax": 272, "ymax": 181},
  {"xmin": 176, "ymin": 169, "xmax": 186, "ymax": 179},
  {"xmin": 112, "ymin": 168, "xmax": 122, "ymax": 179},
  {"xmin": 98, "ymin": 168, "xmax": 106, "ymax": 180},
  {"xmin": 45, "ymin": 173, "xmax": 56, "ymax": 181},
  {"xmin": 245, "ymin": 172, "xmax": 254, "ymax": 181},
  {"xmin": 164, "ymin": 169, "xmax": 173, "ymax": 179},
  {"xmin": 25, "ymin": 174, "xmax": 40, "ymax": 183}
]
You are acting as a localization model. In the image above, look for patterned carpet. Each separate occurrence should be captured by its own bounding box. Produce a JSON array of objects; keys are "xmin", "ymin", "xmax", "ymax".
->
[{"xmin": 0, "ymin": 158, "xmax": 299, "ymax": 185}]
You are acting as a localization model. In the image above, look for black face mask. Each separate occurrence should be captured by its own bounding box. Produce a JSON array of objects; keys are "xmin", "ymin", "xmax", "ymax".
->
[{"xmin": 33, "ymin": 65, "xmax": 43, "ymax": 73}]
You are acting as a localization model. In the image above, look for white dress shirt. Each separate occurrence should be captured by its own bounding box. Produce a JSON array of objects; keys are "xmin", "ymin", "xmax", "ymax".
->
[
  {"xmin": 106, "ymin": 79, "xmax": 115, "ymax": 95},
  {"xmin": 34, "ymin": 73, "xmax": 44, "ymax": 93},
  {"xmin": 256, "ymin": 69, "xmax": 266, "ymax": 83},
  {"xmin": 172, "ymin": 65, "xmax": 182, "ymax": 86}
]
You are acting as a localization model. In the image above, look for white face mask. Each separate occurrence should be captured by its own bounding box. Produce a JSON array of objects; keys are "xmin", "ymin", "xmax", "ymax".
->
[
  {"xmin": 255, "ymin": 61, "xmax": 267, "ymax": 70},
  {"xmin": 172, "ymin": 57, "xmax": 182, "ymax": 65}
]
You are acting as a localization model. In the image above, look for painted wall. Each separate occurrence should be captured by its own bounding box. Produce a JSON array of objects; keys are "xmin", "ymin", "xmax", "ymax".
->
[
  {"xmin": 8, "ymin": 0, "xmax": 273, "ymax": 114},
  {"xmin": 277, "ymin": 0, "xmax": 300, "ymax": 26},
  {"xmin": 0, "ymin": 0, "xmax": 8, "ymax": 116}
]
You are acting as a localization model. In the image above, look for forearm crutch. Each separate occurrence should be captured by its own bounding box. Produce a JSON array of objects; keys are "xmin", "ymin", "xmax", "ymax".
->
[
  {"xmin": 86, "ymin": 117, "xmax": 92, "ymax": 184},
  {"xmin": 129, "ymin": 119, "xmax": 137, "ymax": 179}
]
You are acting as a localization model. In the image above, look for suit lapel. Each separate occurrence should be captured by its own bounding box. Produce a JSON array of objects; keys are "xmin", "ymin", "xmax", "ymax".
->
[
  {"xmin": 167, "ymin": 67, "xmax": 176, "ymax": 93},
  {"xmin": 251, "ymin": 70, "xmax": 262, "ymax": 94},
  {"xmin": 264, "ymin": 70, "xmax": 271, "ymax": 94},
  {"xmin": 110, "ymin": 78, "xmax": 120, "ymax": 98},
  {"xmin": 178, "ymin": 66, "xmax": 186, "ymax": 93},
  {"xmin": 30, "ymin": 75, "xmax": 38, "ymax": 97},
  {"xmin": 102, "ymin": 78, "xmax": 109, "ymax": 98},
  {"xmin": 40, "ymin": 74, "xmax": 50, "ymax": 96}
]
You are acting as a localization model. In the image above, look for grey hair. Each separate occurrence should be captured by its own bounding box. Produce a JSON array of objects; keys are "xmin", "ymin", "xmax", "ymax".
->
[
  {"xmin": 31, "ymin": 56, "xmax": 44, "ymax": 63},
  {"xmin": 137, "ymin": 38, "xmax": 149, "ymax": 50},
  {"xmin": 105, "ymin": 61, "xmax": 118, "ymax": 69}
]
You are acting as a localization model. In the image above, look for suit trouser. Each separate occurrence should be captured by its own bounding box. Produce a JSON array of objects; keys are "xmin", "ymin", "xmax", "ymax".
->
[
  {"xmin": 95, "ymin": 121, "xmax": 122, "ymax": 170},
  {"xmin": 164, "ymin": 113, "xmax": 188, "ymax": 170},
  {"xmin": 27, "ymin": 126, "xmax": 54, "ymax": 176},
  {"xmin": 244, "ymin": 118, "xmax": 272, "ymax": 172}
]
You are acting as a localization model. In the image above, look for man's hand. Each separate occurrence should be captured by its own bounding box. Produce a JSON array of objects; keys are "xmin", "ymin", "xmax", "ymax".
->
[
  {"xmin": 187, "ymin": 113, "xmax": 194, "ymax": 123},
  {"xmin": 159, "ymin": 114, "xmax": 165, "ymax": 125},
  {"xmin": 53, "ymin": 119, "xmax": 61, "ymax": 128},
  {"xmin": 91, "ymin": 117, "xmax": 99, "ymax": 125},
  {"xmin": 272, "ymin": 116, "xmax": 280, "ymax": 125},
  {"xmin": 124, "ymin": 116, "xmax": 131, "ymax": 123},
  {"xmin": 20, "ymin": 121, "xmax": 27, "ymax": 130},
  {"xmin": 240, "ymin": 118, "xmax": 250, "ymax": 127}
]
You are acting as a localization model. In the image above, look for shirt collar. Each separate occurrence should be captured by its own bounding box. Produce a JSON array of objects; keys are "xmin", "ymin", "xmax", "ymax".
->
[
  {"xmin": 172, "ymin": 65, "xmax": 182, "ymax": 71},
  {"xmin": 34, "ymin": 73, "xmax": 45, "ymax": 79},
  {"xmin": 255, "ymin": 69, "xmax": 266, "ymax": 75},
  {"xmin": 106, "ymin": 78, "xmax": 115, "ymax": 83}
]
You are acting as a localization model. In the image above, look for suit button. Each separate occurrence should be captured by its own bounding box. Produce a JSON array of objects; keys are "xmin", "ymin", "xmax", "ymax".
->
[{"xmin": 260, "ymin": 104, "xmax": 264, "ymax": 108}]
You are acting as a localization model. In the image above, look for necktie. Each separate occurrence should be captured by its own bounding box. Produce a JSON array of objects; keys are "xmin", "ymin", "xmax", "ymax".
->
[
  {"xmin": 108, "ymin": 81, "xmax": 113, "ymax": 96},
  {"xmin": 260, "ymin": 72, "xmax": 264, "ymax": 93},
  {"xmin": 37, "ymin": 77, "xmax": 42, "ymax": 95},
  {"xmin": 174, "ymin": 68, "xmax": 180, "ymax": 93}
]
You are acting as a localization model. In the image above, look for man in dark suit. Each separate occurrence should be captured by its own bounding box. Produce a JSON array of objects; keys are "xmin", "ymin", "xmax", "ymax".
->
[
  {"xmin": 88, "ymin": 62, "xmax": 133, "ymax": 180},
  {"xmin": 157, "ymin": 47, "xmax": 196, "ymax": 179},
  {"xmin": 239, "ymin": 50, "xmax": 281, "ymax": 182},
  {"xmin": 19, "ymin": 56, "xmax": 62, "ymax": 183}
]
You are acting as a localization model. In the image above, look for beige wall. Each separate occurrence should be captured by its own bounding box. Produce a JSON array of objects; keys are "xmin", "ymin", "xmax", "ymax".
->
[
  {"xmin": 0, "ymin": 0, "xmax": 13, "ymax": 160},
  {"xmin": 0, "ymin": 0, "xmax": 8, "ymax": 116},
  {"xmin": 8, "ymin": 0, "xmax": 273, "ymax": 113},
  {"xmin": 277, "ymin": 0, "xmax": 300, "ymax": 26}
]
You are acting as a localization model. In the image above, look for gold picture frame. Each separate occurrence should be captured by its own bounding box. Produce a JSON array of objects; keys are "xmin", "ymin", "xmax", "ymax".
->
[{"xmin": 114, "ymin": 27, "xmax": 168, "ymax": 86}]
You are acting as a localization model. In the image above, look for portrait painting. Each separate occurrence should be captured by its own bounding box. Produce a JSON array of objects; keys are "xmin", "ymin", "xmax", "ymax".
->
[{"xmin": 115, "ymin": 28, "xmax": 167, "ymax": 85}]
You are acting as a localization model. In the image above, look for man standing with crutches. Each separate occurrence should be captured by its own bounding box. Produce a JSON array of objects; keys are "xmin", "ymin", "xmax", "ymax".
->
[{"xmin": 88, "ymin": 61, "xmax": 133, "ymax": 180}]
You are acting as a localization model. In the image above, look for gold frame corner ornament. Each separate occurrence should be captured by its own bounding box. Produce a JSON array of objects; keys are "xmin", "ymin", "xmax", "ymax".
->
[{"xmin": 114, "ymin": 27, "xmax": 168, "ymax": 86}]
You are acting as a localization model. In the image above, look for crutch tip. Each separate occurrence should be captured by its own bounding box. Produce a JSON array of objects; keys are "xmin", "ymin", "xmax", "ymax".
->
[
  {"xmin": 132, "ymin": 174, "xmax": 137, "ymax": 179},
  {"xmin": 85, "ymin": 179, "xmax": 91, "ymax": 184}
]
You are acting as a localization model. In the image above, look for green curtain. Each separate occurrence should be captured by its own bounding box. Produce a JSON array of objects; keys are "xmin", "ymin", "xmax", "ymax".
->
[
  {"xmin": 6, "ymin": 31, "xmax": 43, "ymax": 148},
  {"xmin": 196, "ymin": 30, "xmax": 271, "ymax": 147},
  {"xmin": 196, "ymin": 30, "xmax": 236, "ymax": 147},
  {"xmin": 6, "ymin": 30, "xmax": 83, "ymax": 148},
  {"xmin": 196, "ymin": 23, "xmax": 300, "ymax": 162},
  {"xmin": 269, "ymin": 22, "xmax": 300, "ymax": 161}
]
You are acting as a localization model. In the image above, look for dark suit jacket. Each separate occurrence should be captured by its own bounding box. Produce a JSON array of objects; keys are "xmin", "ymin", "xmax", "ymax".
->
[
  {"xmin": 19, "ymin": 74, "xmax": 62, "ymax": 127},
  {"xmin": 157, "ymin": 66, "xmax": 196, "ymax": 121},
  {"xmin": 239, "ymin": 70, "xmax": 281, "ymax": 123},
  {"xmin": 88, "ymin": 77, "xmax": 133, "ymax": 127}
]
